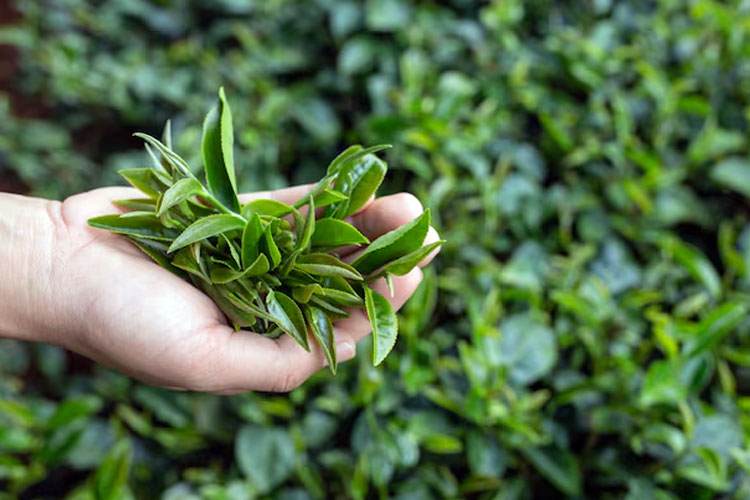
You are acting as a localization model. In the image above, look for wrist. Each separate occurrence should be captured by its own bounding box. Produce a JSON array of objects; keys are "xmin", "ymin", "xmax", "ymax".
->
[{"xmin": 0, "ymin": 193, "xmax": 65, "ymax": 343}]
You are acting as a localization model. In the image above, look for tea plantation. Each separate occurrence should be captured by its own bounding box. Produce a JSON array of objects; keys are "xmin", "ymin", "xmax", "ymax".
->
[{"xmin": 1, "ymin": 1, "xmax": 750, "ymax": 498}]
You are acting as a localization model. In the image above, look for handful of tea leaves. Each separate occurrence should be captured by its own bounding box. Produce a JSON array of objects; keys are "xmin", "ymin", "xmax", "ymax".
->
[{"xmin": 88, "ymin": 88, "xmax": 443, "ymax": 372}]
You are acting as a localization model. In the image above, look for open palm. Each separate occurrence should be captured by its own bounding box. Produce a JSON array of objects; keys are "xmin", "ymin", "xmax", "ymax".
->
[{"xmin": 49, "ymin": 185, "xmax": 438, "ymax": 394}]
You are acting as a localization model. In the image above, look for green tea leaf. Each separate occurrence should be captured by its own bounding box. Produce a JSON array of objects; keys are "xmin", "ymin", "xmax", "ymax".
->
[
  {"xmin": 261, "ymin": 225, "xmax": 282, "ymax": 269},
  {"xmin": 113, "ymin": 198, "xmax": 157, "ymax": 211},
  {"xmin": 317, "ymin": 287, "xmax": 364, "ymax": 307},
  {"xmin": 309, "ymin": 295, "xmax": 350, "ymax": 319},
  {"xmin": 129, "ymin": 237, "xmax": 182, "ymax": 276},
  {"xmin": 296, "ymin": 196, "xmax": 316, "ymax": 252},
  {"xmin": 134, "ymin": 133, "xmax": 192, "ymax": 177},
  {"xmin": 241, "ymin": 213, "xmax": 263, "ymax": 269},
  {"xmin": 236, "ymin": 425, "xmax": 295, "ymax": 494},
  {"xmin": 267, "ymin": 291, "xmax": 310, "ymax": 351},
  {"xmin": 710, "ymin": 157, "xmax": 750, "ymax": 198},
  {"xmin": 364, "ymin": 286, "xmax": 398, "ymax": 366},
  {"xmin": 157, "ymin": 178, "xmax": 203, "ymax": 217},
  {"xmin": 312, "ymin": 218, "xmax": 369, "ymax": 248},
  {"xmin": 168, "ymin": 214, "xmax": 246, "ymax": 252},
  {"xmin": 202, "ymin": 87, "xmax": 240, "ymax": 212},
  {"xmin": 88, "ymin": 214, "xmax": 180, "ymax": 241},
  {"xmin": 209, "ymin": 254, "xmax": 270, "ymax": 284},
  {"xmin": 242, "ymin": 199, "xmax": 294, "ymax": 218},
  {"xmin": 352, "ymin": 209, "xmax": 431, "ymax": 275},
  {"xmin": 313, "ymin": 189, "xmax": 348, "ymax": 207},
  {"xmin": 94, "ymin": 439, "xmax": 132, "ymax": 500},
  {"xmin": 295, "ymin": 253, "xmax": 363, "ymax": 280},
  {"xmin": 119, "ymin": 168, "xmax": 171, "ymax": 199},
  {"xmin": 329, "ymin": 154, "xmax": 387, "ymax": 218},
  {"xmin": 375, "ymin": 239, "xmax": 444, "ymax": 277},
  {"xmin": 686, "ymin": 302, "xmax": 748, "ymax": 356},
  {"xmin": 305, "ymin": 306, "xmax": 337, "ymax": 373},
  {"xmin": 172, "ymin": 247, "xmax": 210, "ymax": 282},
  {"xmin": 326, "ymin": 144, "xmax": 392, "ymax": 176},
  {"xmin": 292, "ymin": 284, "xmax": 324, "ymax": 303}
]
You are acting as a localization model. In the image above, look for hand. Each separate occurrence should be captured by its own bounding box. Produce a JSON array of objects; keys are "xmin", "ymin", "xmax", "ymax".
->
[{"xmin": 0, "ymin": 186, "xmax": 439, "ymax": 393}]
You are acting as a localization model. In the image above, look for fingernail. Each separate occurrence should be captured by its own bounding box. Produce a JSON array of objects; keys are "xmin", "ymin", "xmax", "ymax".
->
[{"xmin": 336, "ymin": 341, "xmax": 356, "ymax": 362}]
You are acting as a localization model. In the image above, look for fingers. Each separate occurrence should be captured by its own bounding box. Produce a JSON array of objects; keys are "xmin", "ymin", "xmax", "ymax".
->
[{"xmin": 198, "ymin": 324, "xmax": 353, "ymax": 394}]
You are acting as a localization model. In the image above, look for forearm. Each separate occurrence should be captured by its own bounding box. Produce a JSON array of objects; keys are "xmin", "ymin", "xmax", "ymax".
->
[{"xmin": 0, "ymin": 193, "xmax": 61, "ymax": 343}]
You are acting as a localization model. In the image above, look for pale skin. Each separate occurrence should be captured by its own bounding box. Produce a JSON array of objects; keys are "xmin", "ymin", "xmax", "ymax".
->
[{"xmin": 0, "ymin": 186, "xmax": 440, "ymax": 394}]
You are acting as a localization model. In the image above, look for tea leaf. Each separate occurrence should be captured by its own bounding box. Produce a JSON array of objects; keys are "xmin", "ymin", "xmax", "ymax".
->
[
  {"xmin": 119, "ymin": 168, "xmax": 171, "ymax": 199},
  {"xmin": 202, "ymin": 87, "xmax": 240, "ymax": 212},
  {"xmin": 311, "ymin": 219, "xmax": 369, "ymax": 248},
  {"xmin": 157, "ymin": 178, "xmax": 203, "ymax": 217},
  {"xmin": 88, "ymin": 214, "xmax": 181, "ymax": 241},
  {"xmin": 295, "ymin": 253, "xmax": 363, "ymax": 280},
  {"xmin": 242, "ymin": 199, "xmax": 294, "ymax": 218},
  {"xmin": 365, "ymin": 286, "xmax": 398, "ymax": 366},
  {"xmin": 209, "ymin": 254, "xmax": 270, "ymax": 284},
  {"xmin": 292, "ymin": 284, "xmax": 324, "ymax": 303},
  {"xmin": 328, "ymin": 153, "xmax": 387, "ymax": 218},
  {"xmin": 168, "ymin": 214, "xmax": 246, "ymax": 252},
  {"xmin": 373, "ymin": 239, "xmax": 445, "ymax": 278},
  {"xmin": 267, "ymin": 291, "xmax": 310, "ymax": 351},
  {"xmin": 685, "ymin": 302, "xmax": 748, "ymax": 356},
  {"xmin": 305, "ymin": 306, "xmax": 337, "ymax": 373},
  {"xmin": 296, "ymin": 195, "xmax": 316, "ymax": 251},
  {"xmin": 113, "ymin": 198, "xmax": 157, "ymax": 211},
  {"xmin": 352, "ymin": 209, "xmax": 431, "ymax": 275},
  {"xmin": 318, "ymin": 287, "xmax": 364, "ymax": 307},
  {"xmin": 241, "ymin": 213, "xmax": 263, "ymax": 269},
  {"xmin": 261, "ymin": 225, "xmax": 282, "ymax": 269}
]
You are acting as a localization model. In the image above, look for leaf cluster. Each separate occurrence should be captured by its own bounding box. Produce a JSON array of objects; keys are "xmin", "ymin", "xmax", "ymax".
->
[{"xmin": 88, "ymin": 88, "xmax": 440, "ymax": 372}]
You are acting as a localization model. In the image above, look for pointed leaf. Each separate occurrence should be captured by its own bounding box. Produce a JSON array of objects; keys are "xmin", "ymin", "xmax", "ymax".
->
[
  {"xmin": 312, "ymin": 218, "xmax": 370, "ymax": 248},
  {"xmin": 261, "ymin": 225, "xmax": 282, "ymax": 269},
  {"xmin": 352, "ymin": 209, "xmax": 431, "ymax": 275},
  {"xmin": 686, "ymin": 302, "xmax": 748, "ymax": 356},
  {"xmin": 173, "ymin": 247, "xmax": 210, "ymax": 282},
  {"xmin": 309, "ymin": 295, "xmax": 350, "ymax": 319},
  {"xmin": 328, "ymin": 154, "xmax": 387, "ymax": 218},
  {"xmin": 210, "ymin": 254, "xmax": 270, "ymax": 284},
  {"xmin": 134, "ymin": 133, "xmax": 192, "ymax": 177},
  {"xmin": 157, "ymin": 178, "xmax": 204, "ymax": 217},
  {"xmin": 128, "ymin": 237, "xmax": 182, "ymax": 276},
  {"xmin": 326, "ymin": 144, "xmax": 392, "ymax": 176},
  {"xmin": 113, "ymin": 198, "xmax": 157, "ymax": 211},
  {"xmin": 242, "ymin": 199, "xmax": 293, "ymax": 218},
  {"xmin": 317, "ymin": 288, "xmax": 364, "ymax": 307},
  {"xmin": 292, "ymin": 284, "xmax": 324, "ymax": 303},
  {"xmin": 168, "ymin": 214, "xmax": 246, "ymax": 252},
  {"xmin": 295, "ymin": 253, "xmax": 363, "ymax": 280},
  {"xmin": 305, "ymin": 306, "xmax": 337, "ymax": 374},
  {"xmin": 364, "ymin": 287, "xmax": 398, "ymax": 366},
  {"xmin": 313, "ymin": 189, "xmax": 348, "ymax": 207},
  {"xmin": 241, "ymin": 213, "xmax": 263, "ymax": 269},
  {"xmin": 119, "ymin": 168, "xmax": 171, "ymax": 199},
  {"xmin": 88, "ymin": 214, "xmax": 180, "ymax": 241},
  {"xmin": 296, "ymin": 196, "xmax": 315, "ymax": 251},
  {"xmin": 378, "ymin": 240, "xmax": 445, "ymax": 277},
  {"xmin": 202, "ymin": 87, "xmax": 240, "ymax": 212},
  {"xmin": 267, "ymin": 292, "xmax": 310, "ymax": 351}
]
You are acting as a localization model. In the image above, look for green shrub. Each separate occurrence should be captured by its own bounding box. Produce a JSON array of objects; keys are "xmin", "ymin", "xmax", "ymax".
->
[{"xmin": 2, "ymin": 0, "xmax": 750, "ymax": 498}]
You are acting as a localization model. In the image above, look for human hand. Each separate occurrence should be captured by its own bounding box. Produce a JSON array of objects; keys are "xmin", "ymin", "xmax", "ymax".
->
[{"xmin": 0, "ymin": 186, "xmax": 439, "ymax": 393}]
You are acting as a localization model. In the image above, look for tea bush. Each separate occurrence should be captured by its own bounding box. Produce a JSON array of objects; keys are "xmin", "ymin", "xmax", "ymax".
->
[{"xmin": 2, "ymin": 1, "xmax": 750, "ymax": 499}]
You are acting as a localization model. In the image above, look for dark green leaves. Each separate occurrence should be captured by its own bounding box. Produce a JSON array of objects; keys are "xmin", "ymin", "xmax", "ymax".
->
[
  {"xmin": 353, "ymin": 209, "xmax": 431, "ymax": 275},
  {"xmin": 364, "ymin": 286, "xmax": 398, "ymax": 366},
  {"xmin": 202, "ymin": 87, "xmax": 240, "ymax": 213},
  {"xmin": 88, "ymin": 88, "xmax": 439, "ymax": 369}
]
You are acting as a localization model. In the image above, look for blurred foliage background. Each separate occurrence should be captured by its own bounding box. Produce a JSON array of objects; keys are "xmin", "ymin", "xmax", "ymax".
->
[{"xmin": 2, "ymin": 0, "xmax": 750, "ymax": 498}]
